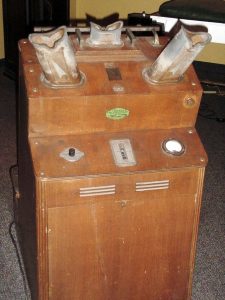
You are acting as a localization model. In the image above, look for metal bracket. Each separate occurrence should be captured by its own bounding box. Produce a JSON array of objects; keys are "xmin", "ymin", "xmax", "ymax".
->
[
  {"xmin": 60, "ymin": 147, "xmax": 84, "ymax": 162},
  {"xmin": 126, "ymin": 28, "xmax": 136, "ymax": 46},
  {"xmin": 75, "ymin": 28, "xmax": 84, "ymax": 47},
  {"xmin": 149, "ymin": 28, "xmax": 161, "ymax": 47}
]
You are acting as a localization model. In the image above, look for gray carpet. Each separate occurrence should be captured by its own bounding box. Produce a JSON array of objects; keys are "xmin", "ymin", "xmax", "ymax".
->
[
  {"xmin": 0, "ymin": 68, "xmax": 28, "ymax": 299},
  {"xmin": 0, "ymin": 66, "xmax": 224, "ymax": 299}
]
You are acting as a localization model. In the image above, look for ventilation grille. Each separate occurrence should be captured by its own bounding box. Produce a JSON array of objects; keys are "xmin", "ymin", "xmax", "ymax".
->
[
  {"xmin": 136, "ymin": 180, "xmax": 169, "ymax": 192},
  {"xmin": 80, "ymin": 185, "xmax": 116, "ymax": 197},
  {"xmin": 79, "ymin": 180, "xmax": 169, "ymax": 197}
]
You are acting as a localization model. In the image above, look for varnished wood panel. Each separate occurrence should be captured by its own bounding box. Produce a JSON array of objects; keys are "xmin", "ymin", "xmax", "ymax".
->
[
  {"xmin": 43, "ymin": 168, "xmax": 203, "ymax": 300},
  {"xmin": 29, "ymin": 128, "xmax": 207, "ymax": 179},
  {"xmin": 48, "ymin": 197, "xmax": 195, "ymax": 299},
  {"xmin": 18, "ymin": 36, "xmax": 202, "ymax": 137},
  {"xmin": 43, "ymin": 168, "xmax": 200, "ymax": 208},
  {"xmin": 17, "ymin": 63, "xmax": 38, "ymax": 298},
  {"xmin": 27, "ymin": 91, "xmax": 201, "ymax": 137},
  {"xmin": 30, "ymin": 167, "xmax": 206, "ymax": 300},
  {"xmin": 17, "ymin": 31, "xmax": 207, "ymax": 300}
]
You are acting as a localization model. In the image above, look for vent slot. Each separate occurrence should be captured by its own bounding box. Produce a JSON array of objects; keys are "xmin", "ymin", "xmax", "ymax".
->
[
  {"xmin": 136, "ymin": 180, "xmax": 169, "ymax": 192},
  {"xmin": 80, "ymin": 185, "xmax": 116, "ymax": 197}
]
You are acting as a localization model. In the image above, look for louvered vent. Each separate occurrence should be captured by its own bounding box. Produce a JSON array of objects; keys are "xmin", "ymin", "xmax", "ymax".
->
[
  {"xmin": 80, "ymin": 185, "xmax": 116, "ymax": 197},
  {"xmin": 136, "ymin": 180, "xmax": 169, "ymax": 192}
]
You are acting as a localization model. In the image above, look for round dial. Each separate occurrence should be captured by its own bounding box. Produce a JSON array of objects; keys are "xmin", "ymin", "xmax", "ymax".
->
[{"xmin": 162, "ymin": 139, "xmax": 185, "ymax": 156}]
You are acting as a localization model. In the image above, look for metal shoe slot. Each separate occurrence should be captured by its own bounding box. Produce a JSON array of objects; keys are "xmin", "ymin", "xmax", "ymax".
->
[
  {"xmin": 136, "ymin": 180, "xmax": 169, "ymax": 192},
  {"xmin": 80, "ymin": 185, "xmax": 116, "ymax": 197}
]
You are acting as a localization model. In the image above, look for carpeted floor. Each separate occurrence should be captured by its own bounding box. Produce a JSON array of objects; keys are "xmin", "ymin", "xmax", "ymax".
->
[
  {"xmin": 0, "ymin": 67, "xmax": 28, "ymax": 300},
  {"xmin": 0, "ymin": 65, "xmax": 224, "ymax": 300}
]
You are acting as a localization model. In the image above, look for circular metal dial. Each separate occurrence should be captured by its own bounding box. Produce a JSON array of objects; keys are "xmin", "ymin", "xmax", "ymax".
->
[{"xmin": 162, "ymin": 139, "xmax": 185, "ymax": 156}]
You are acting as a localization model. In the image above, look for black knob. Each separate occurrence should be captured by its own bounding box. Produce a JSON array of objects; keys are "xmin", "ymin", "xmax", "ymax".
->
[{"xmin": 69, "ymin": 148, "xmax": 75, "ymax": 157}]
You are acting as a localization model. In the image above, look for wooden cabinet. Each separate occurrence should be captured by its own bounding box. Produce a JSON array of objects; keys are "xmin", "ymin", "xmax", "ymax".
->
[
  {"xmin": 39, "ymin": 167, "xmax": 204, "ymax": 300},
  {"xmin": 17, "ymin": 31, "xmax": 207, "ymax": 299},
  {"xmin": 18, "ymin": 128, "xmax": 207, "ymax": 300},
  {"xmin": 2, "ymin": 0, "xmax": 69, "ymax": 77}
]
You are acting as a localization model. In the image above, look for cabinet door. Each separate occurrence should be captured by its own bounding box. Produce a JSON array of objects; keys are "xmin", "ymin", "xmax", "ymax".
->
[{"xmin": 45, "ymin": 170, "xmax": 202, "ymax": 300}]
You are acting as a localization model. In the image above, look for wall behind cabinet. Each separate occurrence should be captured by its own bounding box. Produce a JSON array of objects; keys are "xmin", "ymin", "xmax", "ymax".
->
[
  {"xmin": 0, "ymin": 0, "xmax": 224, "ymax": 64},
  {"xmin": 72, "ymin": 0, "xmax": 160, "ymax": 18}
]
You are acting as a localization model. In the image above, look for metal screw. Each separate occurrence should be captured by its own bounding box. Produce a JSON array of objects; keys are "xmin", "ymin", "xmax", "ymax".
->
[
  {"xmin": 200, "ymin": 157, "xmax": 205, "ymax": 162},
  {"xmin": 29, "ymin": 68, "xmax": 34, "ymax": 73},
  {"xmin": 188, "ymin": 129, "xmax": 194, "ymax": 134},
  {"xmin": 32, "ymin": 87, "xmax": 38, "ymax": 93},
  {"xmin": 184, "ymin": 97, "xmax": 195, "ymax": 107},
  {"xmin": 113, "ymin": 84, "xmax": 125, "ymax": 93},
  {"xmin": 120, "ymin": 200, "xmax": 127, "ymax": 207}
]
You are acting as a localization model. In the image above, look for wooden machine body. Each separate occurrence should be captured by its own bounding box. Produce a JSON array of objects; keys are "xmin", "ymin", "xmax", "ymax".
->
[
  {"xmin": 17, "ymin": 33, "xmax": 207, "ymax": 300},
  {"xmin": 19, "ymin": 36, "xmax": 202, "ymax": 136}
]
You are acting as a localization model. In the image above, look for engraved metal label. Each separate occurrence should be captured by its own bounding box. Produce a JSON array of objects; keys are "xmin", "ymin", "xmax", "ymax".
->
[{"xmin": 110, "ymin": 139, "xmax": 136, "ymax": 167}]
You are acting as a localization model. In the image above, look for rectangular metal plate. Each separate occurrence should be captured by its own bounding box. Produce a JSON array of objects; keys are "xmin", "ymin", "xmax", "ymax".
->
[{"xmin": 109, "ymin": 139, "xmax": 136, "ymax": 167}]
